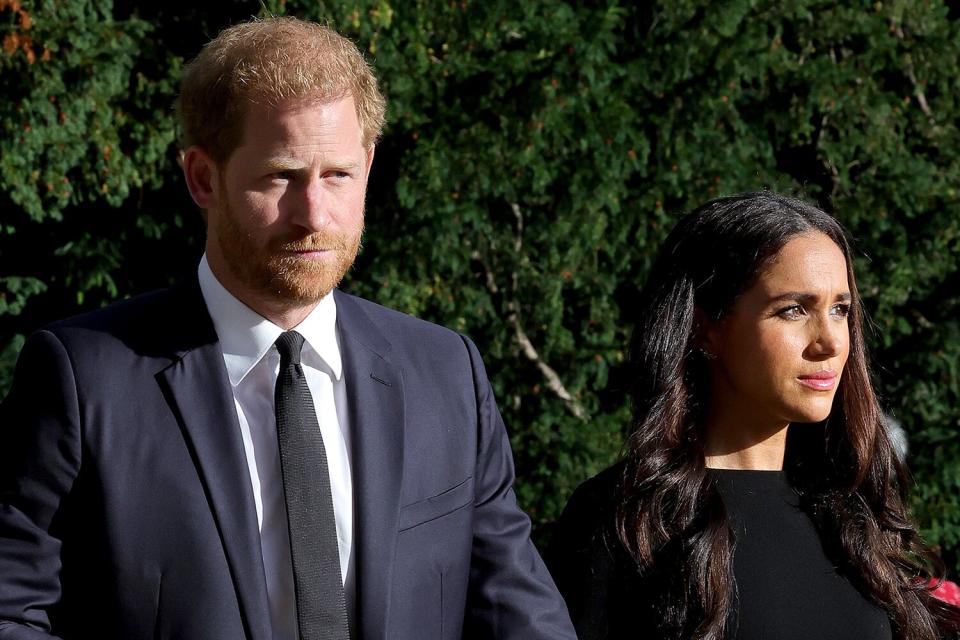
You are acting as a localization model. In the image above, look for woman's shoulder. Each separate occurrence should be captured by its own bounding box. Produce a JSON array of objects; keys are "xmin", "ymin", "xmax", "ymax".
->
[
  {"xmin": 570, "ymin": 462, "xmax": 624, "ymax": 502},
  {"xmin": 550, "ymin": 461, "xmax": 662, "ymax": 640},
  {"xmin": 549, "ymin": 462, "xmax": 628, "ymax": 596},
  {"xmin": 556, "ymin": 462, "xmax": 624, "ymax": 546}
]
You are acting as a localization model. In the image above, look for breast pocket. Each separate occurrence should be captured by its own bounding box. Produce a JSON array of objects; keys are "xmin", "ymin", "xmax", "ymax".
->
[{"xmin": 398, "ymin": 476, "xmax": 474, "ymax": 532}]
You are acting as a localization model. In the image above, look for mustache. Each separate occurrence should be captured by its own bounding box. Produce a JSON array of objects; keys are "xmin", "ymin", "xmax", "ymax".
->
[{"xmin": 271, "ymin": 232, "xmax": 351, "ymax": 252}]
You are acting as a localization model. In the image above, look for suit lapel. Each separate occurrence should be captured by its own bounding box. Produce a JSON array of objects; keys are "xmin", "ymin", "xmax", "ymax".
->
[
  {"xmin": 157, "ymin": 283, "xmax": 272, "ymax": 640},
  {"xmin": 335, "ymin": 291, "xmax": 405, "ymax": 640}
]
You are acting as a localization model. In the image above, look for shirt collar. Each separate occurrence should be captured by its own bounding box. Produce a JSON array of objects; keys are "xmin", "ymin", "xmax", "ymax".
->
[{"xmin": 197, "ymin": 254, "xmax": 342, "ymax": 386}]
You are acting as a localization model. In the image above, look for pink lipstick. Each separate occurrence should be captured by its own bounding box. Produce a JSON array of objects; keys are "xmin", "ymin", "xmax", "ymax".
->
[{"xmin": 797, "ymin": 370, "xmax": 837, "ymax": 391}]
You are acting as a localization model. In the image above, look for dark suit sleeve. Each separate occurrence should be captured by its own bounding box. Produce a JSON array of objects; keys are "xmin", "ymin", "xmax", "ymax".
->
[
  {"xmin": 0, "ymin": 331, "xmax": 78, "ymax": 639},
  {"xmin": 459, "ymin": 336, "xmax": 577, "ymax": 640}
]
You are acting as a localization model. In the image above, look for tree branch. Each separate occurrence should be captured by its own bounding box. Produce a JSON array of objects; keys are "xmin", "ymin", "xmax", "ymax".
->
[
  {"xmin": 505, "ymin": 305, "xmax": 586, "ymax": 420},
  {"xmin": 893, "ymin": 23, "xmax": 934, "ymax": 121},
  {"xmin": 471, "ymin": 206, "xmax": 587, "ymax": 421}
]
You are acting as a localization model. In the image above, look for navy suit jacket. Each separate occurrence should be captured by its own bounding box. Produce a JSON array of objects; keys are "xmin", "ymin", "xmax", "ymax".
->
[{"xmin": 0, "ymin": 282, "xmax": 575, "ymax": 639}]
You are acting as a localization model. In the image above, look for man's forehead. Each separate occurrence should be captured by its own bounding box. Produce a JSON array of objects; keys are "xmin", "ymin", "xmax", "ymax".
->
[
  {"xmin": 231, "ymin": 95, "xmax": 365, "ymax": 152},
  {"xmin": 243, "ymin": 93, "xmax": 357, "ymax": 124}
]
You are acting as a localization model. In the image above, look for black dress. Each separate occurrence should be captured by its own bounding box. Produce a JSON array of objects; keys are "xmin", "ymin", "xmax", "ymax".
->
[{"xmin": 548, "ymin": 465, "xmax": 892, "ymax": 640}]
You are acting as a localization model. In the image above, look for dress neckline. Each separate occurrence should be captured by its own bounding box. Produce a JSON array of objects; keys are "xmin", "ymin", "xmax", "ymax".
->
[{"xmin": 708, "ymin": 467, "xmax": 798, "ymax": 505}]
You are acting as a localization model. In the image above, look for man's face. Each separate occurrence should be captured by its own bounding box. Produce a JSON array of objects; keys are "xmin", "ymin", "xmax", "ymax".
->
[{"xmin": 205, "ymin": 96, "xmax": 373, "ymax": 311}]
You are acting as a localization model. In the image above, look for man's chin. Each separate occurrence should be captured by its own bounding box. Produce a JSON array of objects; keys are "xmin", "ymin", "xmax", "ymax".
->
[
  {"xmin": 243, "ymin": 250, "xmax": 357, "ymax": 308},
  {"xmin": 263, "ymin": 276, "xmax": 339, "ymax": 307}
]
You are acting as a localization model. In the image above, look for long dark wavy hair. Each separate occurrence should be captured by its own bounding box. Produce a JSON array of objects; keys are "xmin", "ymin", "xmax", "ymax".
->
[{"xmin": 616, "ymin": 191, "xmax": 960, "ymax": 640}]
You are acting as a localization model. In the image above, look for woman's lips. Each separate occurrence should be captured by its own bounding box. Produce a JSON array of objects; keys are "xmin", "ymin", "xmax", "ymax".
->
[{"xmin": 797, "ymin": 370, "xmax": 837, "ymax": 391}]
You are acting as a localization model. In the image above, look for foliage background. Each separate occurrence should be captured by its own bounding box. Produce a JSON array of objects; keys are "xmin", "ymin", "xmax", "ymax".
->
[{"xmin": 2, "ymin": 0, "xmax": 959, "ymax": 571}]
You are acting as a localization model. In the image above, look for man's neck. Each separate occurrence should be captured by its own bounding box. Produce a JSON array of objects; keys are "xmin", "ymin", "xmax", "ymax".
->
[{"xmin": 250, "ymin": 302, "xmax": 319, "ymax": 331}]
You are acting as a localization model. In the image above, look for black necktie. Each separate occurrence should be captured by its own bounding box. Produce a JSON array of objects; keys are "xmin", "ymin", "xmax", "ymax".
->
[{"xmin": 274, "ymin": 331, "xmax": 350, "ymax": 640}]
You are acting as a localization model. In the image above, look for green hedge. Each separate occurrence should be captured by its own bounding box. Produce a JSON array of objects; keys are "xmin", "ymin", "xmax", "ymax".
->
[{"xmin": 2, "ymin": 0, "xmax": 959, "ymax": 570}]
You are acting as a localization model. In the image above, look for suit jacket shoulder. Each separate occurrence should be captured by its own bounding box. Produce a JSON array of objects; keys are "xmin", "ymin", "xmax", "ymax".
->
[
  {"xmin": 334, "ymin": 289, "xmax": 577, "ymax": 639},
  {"xmin": 333, "ymin": 290, "xmax": 474, "ymax": 360},
  {"xmin": 44, "ymin": 282, "xmax": 215, "ymax": 360}
]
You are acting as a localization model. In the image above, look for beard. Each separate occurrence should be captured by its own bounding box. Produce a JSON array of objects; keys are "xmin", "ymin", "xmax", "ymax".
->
[{"xmin": 214, "ymin": 194, "xmax": 363, "ymax": 308}]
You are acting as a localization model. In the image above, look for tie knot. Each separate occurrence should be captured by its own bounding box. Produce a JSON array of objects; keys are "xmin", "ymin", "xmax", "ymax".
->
[{"xmin": 275, "ymin": 331, "xmax": 306, "ymax": 366}]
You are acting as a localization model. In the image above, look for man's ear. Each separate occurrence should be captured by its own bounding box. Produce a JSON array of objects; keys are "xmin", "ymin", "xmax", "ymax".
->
[
  {"xmin": 365, "ymin": 144, "xmax": 376, "ymax": 175},
  {"xmin": 182, "ymin": 146, "xmax": 221, "ymax": 210}
]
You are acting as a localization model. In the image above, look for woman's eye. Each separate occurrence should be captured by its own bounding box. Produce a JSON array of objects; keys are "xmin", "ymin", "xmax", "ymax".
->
[
  {"xmin": 831, "ymin": 303, "xmax": 851, "ymax": 318},
  {"xmin": 778, "ymin": 305, "xmax": 804, "ymax": 320}
]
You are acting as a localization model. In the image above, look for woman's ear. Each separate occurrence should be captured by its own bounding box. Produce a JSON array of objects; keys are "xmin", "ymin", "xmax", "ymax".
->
[{"xmin": 694, "ymin": 307, "xmax": 720, "ymax": 359}]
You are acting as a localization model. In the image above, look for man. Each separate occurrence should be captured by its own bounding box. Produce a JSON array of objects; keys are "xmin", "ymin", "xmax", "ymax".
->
[{"xmin": 0, "ymin": 17, "xmax": 576, "ymax": 640}]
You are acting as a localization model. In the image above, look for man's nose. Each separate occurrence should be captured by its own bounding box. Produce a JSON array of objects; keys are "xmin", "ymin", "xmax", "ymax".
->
[{"xmin": 291, "ymin": 178, "xmax": 331, "ymax": 231}]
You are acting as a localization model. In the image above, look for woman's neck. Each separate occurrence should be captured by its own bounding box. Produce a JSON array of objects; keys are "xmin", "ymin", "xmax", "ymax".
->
[
  {"xmin": 704, "ymin": 436, "xmax": 788, "ymax": 470},
  {"xmin": 703, "ymin": 399, "xmax": 789, "ymax": 470}
]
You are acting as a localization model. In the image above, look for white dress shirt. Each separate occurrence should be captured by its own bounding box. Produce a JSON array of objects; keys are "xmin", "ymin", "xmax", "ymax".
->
[{"xmin": 198, "ymin": 255, "xmax": 354, "ymax": 640}]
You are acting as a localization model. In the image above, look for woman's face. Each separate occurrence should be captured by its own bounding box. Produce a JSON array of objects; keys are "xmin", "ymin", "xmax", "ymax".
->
[{"xmin": 704, "ymin": 232, "xmax": 852, "ymax": 430}]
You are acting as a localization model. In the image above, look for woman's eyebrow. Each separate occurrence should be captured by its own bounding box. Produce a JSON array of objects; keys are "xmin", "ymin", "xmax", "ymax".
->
[{"xmin": 766, "ymin": 291, "xmax": 852, "ymax": 304}]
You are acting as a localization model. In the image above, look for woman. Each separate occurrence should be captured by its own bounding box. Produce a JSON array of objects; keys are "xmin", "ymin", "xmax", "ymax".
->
[{"xmin": 550, "ymin": 192, "xmax": 960, "ymax": 640}]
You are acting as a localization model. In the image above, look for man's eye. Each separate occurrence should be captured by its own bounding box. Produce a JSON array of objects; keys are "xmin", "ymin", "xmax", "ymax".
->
[
  {"xmin": 329, "ymin": 171, "xmax": 350, "ymax": 179},
  {"xmin": 777, "ymin": 305, "xmax": 804, "ymax": 320},
  {"xmin": 271, "ymin": 171, "xmax": 292, "ymax": 181}
]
